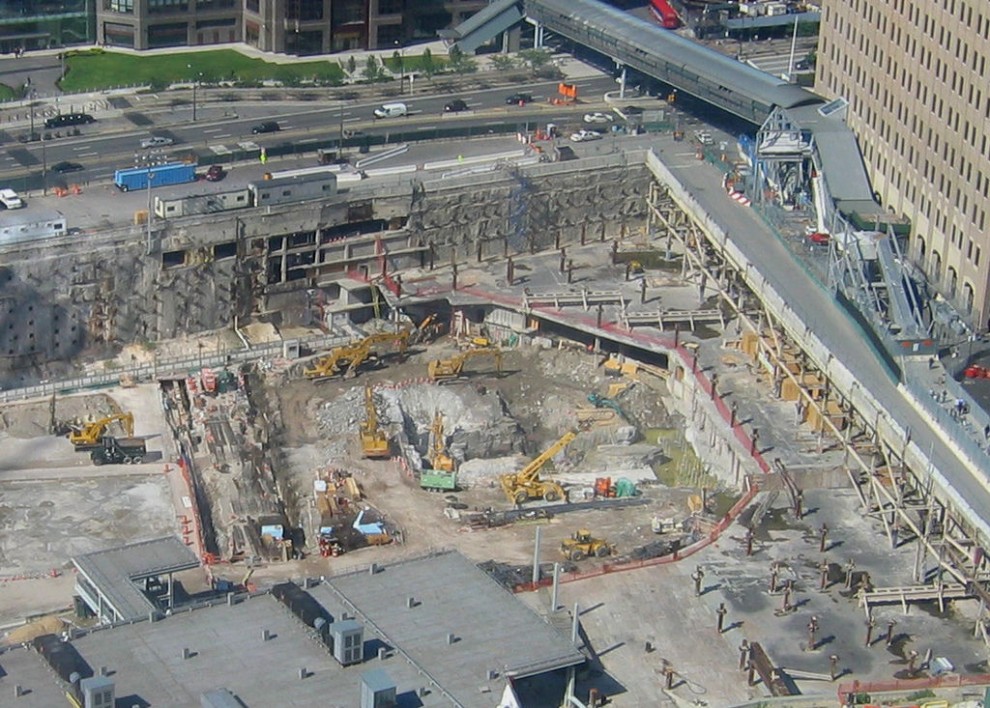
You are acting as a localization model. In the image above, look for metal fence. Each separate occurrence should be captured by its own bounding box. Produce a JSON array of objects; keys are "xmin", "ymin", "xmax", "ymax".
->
[{"xmin": 0, "ymin": 333, "xmax": 347, "ymax": 403}]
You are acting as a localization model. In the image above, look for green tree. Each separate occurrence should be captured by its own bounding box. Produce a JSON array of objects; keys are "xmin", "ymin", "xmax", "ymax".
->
[
  {"xmin": 448, "ymin": 46, "xmax": 477, "ymax": 75},
  {"xmin": 518, "ymin": 48, "xmax": 552, "ymax": 72},
  {"xmin": 363, "ymin": 55, "xmax": 381, "ymax": 81},
  {"xmin": 346, "ymin": 55, "xmax": 357, "ymax": 74},
  {"xmin": 490, "ymin": 54, "xmax": 517, "ymax": 72},
  {"xmin": 421, "ymin": 47, "xmax": 436, "ymax": 77}
]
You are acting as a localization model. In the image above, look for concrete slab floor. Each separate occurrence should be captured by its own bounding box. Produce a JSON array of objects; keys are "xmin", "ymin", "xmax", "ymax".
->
[
  {"xmin": 520, "ymin": 487, "xmax": 988, "ymax": 706},
  {"xmin": 0, "ymin": 383, "xmax": 184, "ymax": 625}
]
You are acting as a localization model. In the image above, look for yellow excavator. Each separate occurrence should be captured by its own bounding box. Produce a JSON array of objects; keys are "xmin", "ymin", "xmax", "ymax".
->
[
  {"xmin": 359, "ymin": 386, "xmax": 390, "ymax": 458},
  {"xmin": 499, "ymin": 431, "xmax": 576, "ymax": 505},
  {"xmin": 68, "ymin": 412, "xmax": 134, "ymax": 450},
  {"xmin": 427, "ymin": 348, "xmax": 502, "ymax": 382},
  {"xmin": 427, "ymin": 410, "xmax": 455, "ymax": 473},
  {"xmin": 305, "ymin": 330, "xmax": 410, "ymax": 380},
  {"xmin": 411, "ymin": 313, "xmax": 443, "ymax": 344}
]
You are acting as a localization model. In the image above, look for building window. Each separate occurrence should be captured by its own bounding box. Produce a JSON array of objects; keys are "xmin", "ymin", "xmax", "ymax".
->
[
  {"xmin": 105, "ymin": 0, "xmax": 134, "ymax": 12},
  {"xmin": 245, "ymin": 0, "xmax": 259, "ymax": 12},
  {"xmin": 148, "ymin": 0, "xmax": 188, "ymax": 10}
]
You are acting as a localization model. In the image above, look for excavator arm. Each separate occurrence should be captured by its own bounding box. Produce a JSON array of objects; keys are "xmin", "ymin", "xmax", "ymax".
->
[
  {"xmin": 69, "ymin": 412, "xmax": 134, "ymax": 448},
  {"xmin": 427, "ymin": 347, "xmax": 503, "ymax": 381}
]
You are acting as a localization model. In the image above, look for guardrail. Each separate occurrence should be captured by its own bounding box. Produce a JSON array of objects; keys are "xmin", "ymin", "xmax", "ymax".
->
[{"xmin": 0, "ymin": 333, "xmax": 347, "ymax": 403}]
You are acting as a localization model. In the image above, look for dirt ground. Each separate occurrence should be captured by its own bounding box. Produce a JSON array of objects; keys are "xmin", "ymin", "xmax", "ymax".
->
[{"xmin": 258, "ymin": 338, "xmax": 699, "ymax": 580}]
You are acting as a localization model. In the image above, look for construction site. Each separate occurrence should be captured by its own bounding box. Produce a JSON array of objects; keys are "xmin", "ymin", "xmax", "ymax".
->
[
  {"xmin": 2, "ymin": 57, "xmax": 990, "ymax": 708},
  {"xmin": 4, "ymin": 139, "xmax": 990, "ymax": 704}
]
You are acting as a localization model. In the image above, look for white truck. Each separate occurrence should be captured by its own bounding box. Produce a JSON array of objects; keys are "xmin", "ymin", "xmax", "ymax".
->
[{"xmin": 0, "ymin": 188, "xmax": 24, "ymax": 209}]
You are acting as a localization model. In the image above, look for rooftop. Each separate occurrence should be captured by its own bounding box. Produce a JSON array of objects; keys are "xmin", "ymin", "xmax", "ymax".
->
[
  {"xmin": 72, "ymin": 536, "xmax": 200, "ymax": 622},
  {"xmin": 311, "ymin": 550, "xmax": 585, "ymax": 704}
]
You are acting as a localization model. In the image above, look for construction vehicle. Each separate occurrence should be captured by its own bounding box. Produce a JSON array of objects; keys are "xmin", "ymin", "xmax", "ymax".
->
[
  {"xmin": 304, "ymin": 330, "xmax": 410, "ymax": 380},
  {"xmin": 90, "ymin": 436, "xmax": 146, "ymax": 465},
  {"xmin": 427, "ymin": 348, "xmax": 503, "ymax": 382},
  {"xmin": 68, "ymin": 412, "xmax": 135, "ymax": 450},
  {"xmin": 587, "ymin": 393, "xmax": 625, "ymax": 420},
  {"xmin": 421, "ymin": 410, "xmax": 457, "ymax": 491},
  {"xmin": 560, "ymin": 529, "xmax": 613, "ymax": 561},
  {"xmin": 359, "ymin": 386, "xmax": 390, "ymax": 458},
  {"xmin": 411, "ymin": 313, "xmax": 444, "ymax": 344},
  {"xmin": 499, "ymin": 431, "xmax": 576, "ymax": 505}
]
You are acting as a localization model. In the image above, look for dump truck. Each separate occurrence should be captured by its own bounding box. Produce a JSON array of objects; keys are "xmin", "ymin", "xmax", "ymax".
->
[{"xmin": 90, "ymin": 436, "xmax": 147, "ymax": 465}]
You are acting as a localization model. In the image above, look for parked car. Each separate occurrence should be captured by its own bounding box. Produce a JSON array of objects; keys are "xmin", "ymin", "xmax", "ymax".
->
[
  {"xmin": 140, "ymin": 136, "xmax": 174, "ymax": 149},
  {"xmin": 204, "ymin": 165, "xmax": 225, "ymax": 182},
  {"xmin": 570, "ymin": 129, "xmax": 603, "ymax": 143},
  {"xmin": 44, "ymin": 113, "xmax": 95, "ymax": 129},
  {"xmin": 252, "ymin": 121, "xmax": 280, "ymax": 134},
  {"xmin": 444, "ymin": 99, "xmax": 469, "ymax": 113},
  {"xmin": 505, "ymin": 93, "xmax": 533, "ymax": 105},
  {"xmin": 51, "ymin": 161, "xmax": 85, "ymax": 174},
  {"xmin": 583, "ymin": 112, "xmax": 615, "ymax": 124}
]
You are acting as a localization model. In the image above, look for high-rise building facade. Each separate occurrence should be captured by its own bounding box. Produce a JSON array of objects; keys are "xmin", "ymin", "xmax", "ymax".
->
[
  {"xmin": 817, "ymin": 0, "xmax": 990, "ymax": 330},
  {"xmin": 95, "ymin": 0, "xmax": 486, "ymax": 54},
  {"xmin": 0, "ymin": 0, "xmax": 94, "ymax": 53}
]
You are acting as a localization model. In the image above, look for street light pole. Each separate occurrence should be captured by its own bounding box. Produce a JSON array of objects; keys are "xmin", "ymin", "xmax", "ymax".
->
[
  {"xmin": 146, "ymin": 170, "xmax": 155, "ymax": 254},
  {"xmin": 41, "ymin": 134, "xmax": 47, "ymax": 196}
]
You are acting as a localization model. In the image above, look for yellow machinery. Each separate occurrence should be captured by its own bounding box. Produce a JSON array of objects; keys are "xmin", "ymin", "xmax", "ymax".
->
[
  {"xmin": 427, "ymin": 348, "xmax": 502, "ymax": 382},
  {"xmin": 411, "ymin": 313, "xmax": 443, "ymax": 344},
  {"xmin": 360, "ymin": 386, "xmax": 390, "ymax": 458},
  {"xmin": 560, "ymin": 530, "xmax": 613, "ymax": 561},
  {"xmin": 304, "ymin": 330, "xmax": 410, "ymax": 380},
  {"xmin": 499, "ymin": 431, "xmax": 576, "ymax": 505},
  {"xmin": 69, "ymin": 412, "xmax": 134, "ymax": 449},
  {"xmin": 427, "ymin": 410, "xmax": 455, "ymax": 473}
]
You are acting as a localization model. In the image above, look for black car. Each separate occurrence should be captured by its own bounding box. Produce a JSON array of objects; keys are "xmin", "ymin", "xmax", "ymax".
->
[
  {"xmin": 51, "ymin": 161, "xmax": 85, "ymax": 174},
  {"xmin": 44, "ymin": 113, "xmax": 95, "ymax": 129},
  {"xmin": 505, "ymin": 93, "xmax": 533, "ymax": 105},
  {"xmin": 252, "ymin": 121, "xmax": 280, "ymax": 134},
  {"xmin": 444, "ymin": 99, "xmax": 469, "ymax": 113}
]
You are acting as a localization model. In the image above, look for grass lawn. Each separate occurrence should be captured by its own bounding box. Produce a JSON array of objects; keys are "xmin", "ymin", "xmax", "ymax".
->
[
  {"xmin": 59, "ymin": 48, "xmax": 345, "ymax": 92},
  {"xmin": 383, "ymin": 54, "xmax": 448, "ymax": 75}
]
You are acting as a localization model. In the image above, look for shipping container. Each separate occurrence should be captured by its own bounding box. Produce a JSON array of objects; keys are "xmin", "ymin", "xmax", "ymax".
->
[{"xmin": 114, "ymin": 162, "xmax": 197, "ymax": 192}]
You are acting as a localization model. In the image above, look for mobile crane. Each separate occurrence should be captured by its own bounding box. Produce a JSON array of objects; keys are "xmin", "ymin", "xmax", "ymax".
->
[
  {"xmin": 427, "ymin": 348, "xmax": 502, "ymax": 382},
  {"xmin": 68, "ymin": 412, "xmax": 134, "ymax": 450},
  {"xmin": 304, "ymin": 330, "xmax": 410, "ymax": 380},
  {"xmin": 499, "ymin": 431, "xmax": 576, "ymax": 505},
  {"xmin": 359, "ymin": 386, "xmax": 390, "ymax": 458},
  {"xmin": 421, "ymin": 410, "xmax": 457, "ymax": 491}
]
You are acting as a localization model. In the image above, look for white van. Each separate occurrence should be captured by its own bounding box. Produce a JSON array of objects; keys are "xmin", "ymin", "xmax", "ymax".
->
[
  {"xmin": 373, "ymin": 102, "xmax": 408, "ymax": 119},
  {"xmin": 0, "ymin": 188, "xmax": 24, "ymax": 209}
]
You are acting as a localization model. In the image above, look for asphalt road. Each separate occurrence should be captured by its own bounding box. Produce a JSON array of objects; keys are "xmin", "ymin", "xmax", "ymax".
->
[
  {"xmin": 661, "ymin": 148, "xmax": 990, "ymax": 540},
  {"xmin": 1, "ymin": 75, "xmax": 623, "ymax": 186}
]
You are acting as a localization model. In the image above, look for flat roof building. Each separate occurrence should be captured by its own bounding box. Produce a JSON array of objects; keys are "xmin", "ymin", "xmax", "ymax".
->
[
  {"xmin": 94, "ymin": 0, "xmax": 488, "ymax": 54},
  {"xmin": 6, "ymin": 550, "xmax": 582, "ymax": 707},
  {"xmin": 817, "ymin": 0, "xmax": 990, "ymax": 330}
]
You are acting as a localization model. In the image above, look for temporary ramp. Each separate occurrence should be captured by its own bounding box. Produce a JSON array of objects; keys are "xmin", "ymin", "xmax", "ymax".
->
[{"xmin": 440, "ymin": 0, "xmax": 524, "ymax": 54}]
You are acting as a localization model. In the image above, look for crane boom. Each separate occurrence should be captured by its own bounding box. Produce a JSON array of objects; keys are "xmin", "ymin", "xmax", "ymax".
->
[{"xmin": 499, "ymin": 431, "xmax": 577, "ymax": 505}]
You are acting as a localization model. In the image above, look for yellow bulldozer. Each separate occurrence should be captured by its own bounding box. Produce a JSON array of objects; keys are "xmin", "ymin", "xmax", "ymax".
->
[
  {"xmin": 427, "ymin": 347, "xmax": 502, "ymax": 382},
  {"xmin": 560, "ymin": 530, "xmax": 614, "ymax": 561},
  {"xmin": 68, "ymin": 412, "xmax": 134, "ymax": 450},
  {"xmin": 499, "ymin": 431, "xmax": 575, "ymax": 505}
]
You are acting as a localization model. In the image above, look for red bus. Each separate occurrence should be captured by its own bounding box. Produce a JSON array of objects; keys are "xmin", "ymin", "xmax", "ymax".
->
[{"xmin": 650, "ymin": 0, "xmax": 681, "ymax": 29}]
